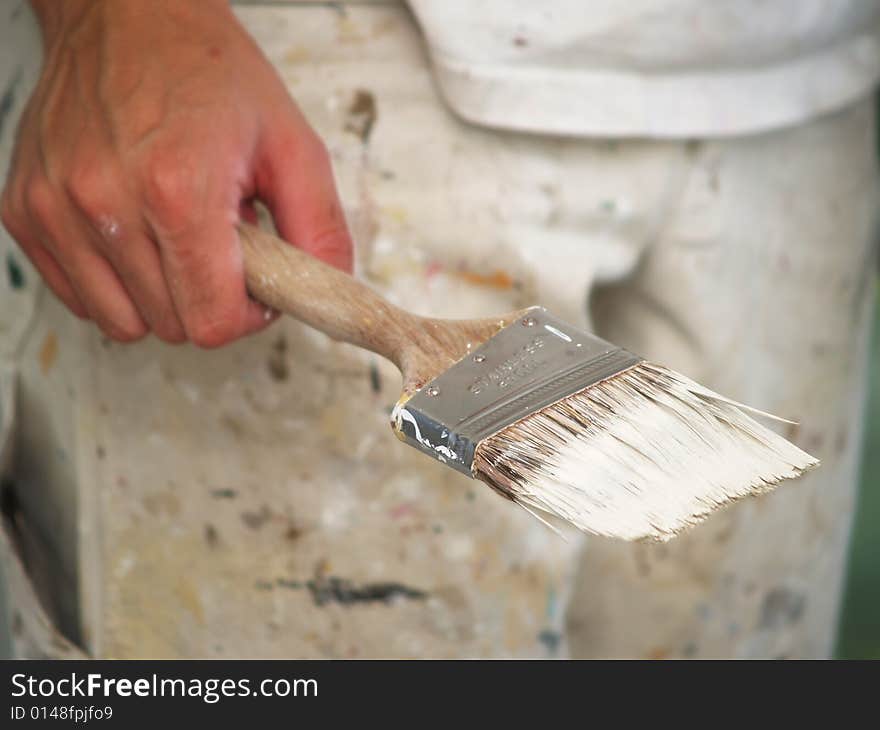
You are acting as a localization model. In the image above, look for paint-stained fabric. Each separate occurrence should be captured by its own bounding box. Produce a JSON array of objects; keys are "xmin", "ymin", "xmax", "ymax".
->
[
  {"xmin": 0, "ymin": 1, "xmax": 876, "ymax": 659},
  {"xmin": 408, "ymin": 0, "xmax": 880, "ymax": 137}
]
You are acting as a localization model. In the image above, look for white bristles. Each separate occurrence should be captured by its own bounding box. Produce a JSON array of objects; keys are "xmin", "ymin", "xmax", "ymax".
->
[{"xmin": 473, "ymin": 362, "xmax": 819, "ymax": 541}]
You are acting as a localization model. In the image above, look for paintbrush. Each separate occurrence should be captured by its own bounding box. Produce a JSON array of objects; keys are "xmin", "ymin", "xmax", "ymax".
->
[{"xmin": 238, "ymin": 223, "xmax": 818, "ymax": 541}]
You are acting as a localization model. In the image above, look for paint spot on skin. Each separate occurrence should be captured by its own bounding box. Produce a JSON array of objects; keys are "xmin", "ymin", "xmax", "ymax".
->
[
  {"xmin": 345, "ymin": 89, "xmax": 377, "ymax": 144},
  {"xmin": 759, "ymin": 587, "xmax": 806, "ymax": 630},
  {"xmin": 97, "ymin": 214, "xmax": 121, "ymax": 242},
  {"xmin": 307, "ymin": 575, "xmax": 427, "ymax": 607},
  {"xmin": 6, "ymin": 253, "xmax": 24, "ymax": 290},
  {"xmin": 39, "ymin": 331, "xmax": 58, "ymax": 374},
  {"xmin": 454, "ymin": 268, "xmax": 516, "ymax": 290},
  {"xmin": 0, "ymin": 67, "xmax": 23, "ymax": 138},
  {"xmin": 267, "ymin": 336, "xmax": 289, "ymax": 382}
]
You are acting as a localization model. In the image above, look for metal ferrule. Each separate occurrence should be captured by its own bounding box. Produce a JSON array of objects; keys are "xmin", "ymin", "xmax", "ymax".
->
[{"xmin": 392, "ymin": 308, "xmax": 642, "ymax": 476}]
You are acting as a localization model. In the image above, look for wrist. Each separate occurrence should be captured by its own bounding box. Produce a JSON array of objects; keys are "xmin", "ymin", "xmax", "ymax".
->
[
  {"xmin": 29, "ymin": 0, "xmax": 91, "ymax": 45},
  {"xmin": 29, "ymin": 0, "xmax": 235, "ymax": 49}
]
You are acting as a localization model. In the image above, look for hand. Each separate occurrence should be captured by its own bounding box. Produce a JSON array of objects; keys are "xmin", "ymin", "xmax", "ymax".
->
[{"xmin": 1, "ymin": 0, "xmax": 353, "ymax": 346}]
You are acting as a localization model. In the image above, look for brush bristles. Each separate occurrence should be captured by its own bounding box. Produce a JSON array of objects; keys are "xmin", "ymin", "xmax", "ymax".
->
[{"xmin": 473, "ymin": 362, "xmax": 819, "ymax": 541}]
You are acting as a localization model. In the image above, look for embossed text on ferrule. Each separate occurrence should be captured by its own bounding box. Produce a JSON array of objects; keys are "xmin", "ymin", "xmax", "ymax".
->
[{"xmin": 468, "ymin": 336, "xmax": 546, "ymax": 394}]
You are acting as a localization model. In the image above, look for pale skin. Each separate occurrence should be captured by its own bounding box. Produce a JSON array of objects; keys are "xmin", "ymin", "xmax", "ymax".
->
[{"xmin": 0, "ymin": 0, "xmax": 353, "ymax": 347}]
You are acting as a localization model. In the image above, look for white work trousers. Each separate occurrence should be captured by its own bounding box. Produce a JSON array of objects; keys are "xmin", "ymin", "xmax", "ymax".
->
[{"xmin": 0, "ymin": 3, "xmax": 876, "ymax": 658}]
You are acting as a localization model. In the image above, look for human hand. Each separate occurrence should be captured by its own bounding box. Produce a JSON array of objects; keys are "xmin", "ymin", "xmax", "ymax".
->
[{"xmin": 1, "ymin": 0, "xmax": 353, "ymax": 346}]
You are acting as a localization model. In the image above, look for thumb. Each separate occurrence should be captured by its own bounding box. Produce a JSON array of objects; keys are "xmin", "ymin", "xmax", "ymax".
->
[{"xmin": 257, "ymin": 129, "xmax": 354, "ymax": 274}]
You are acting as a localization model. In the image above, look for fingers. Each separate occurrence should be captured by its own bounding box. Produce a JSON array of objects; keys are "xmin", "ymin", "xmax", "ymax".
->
[
  {"xmin": 61, "ymin": 153, "xmax": 187, "ymax": 343},
  {"xmin": 5, "ymin": 156, "xmax": 275, "ymax": 348},
  {"xmin": 3, "ymin": 114, "xmax": 347, "ymax": 349},
  {"xmin": 149, "ymin": 213, "xmax": 272, "ymax": 348},
  {"xmin": 30, "ymin": 194, "xmax": 149, "ymax": 343},
  {"xmin": 85, "ymin": 217, "xmax": 187, "ymax": 344},
  {"xmin": 0, "ymin": 208, "xmax": 88, "ymax": 319},
  {"xmin": 3, "ymin": 162, "xmax": 188, "ymax": 343},
  {"xmin": 257, "ymin": 128, "xmax": 354, "ymax": 274},
  {"xmin": 137, "ymin": 141, "xmax": 278, "ymax": 348}
]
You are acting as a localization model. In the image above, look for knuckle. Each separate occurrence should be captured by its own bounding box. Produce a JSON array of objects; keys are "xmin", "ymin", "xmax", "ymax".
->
[
  {"xmin": 276, "ymin": 129, "xmax": 328, "ymax": 168},
  {"xmin": 303, "ymin": 135, "xmax": 332, "ymax": 170},
  {"xmin": 68, "ymin": 303, "xmax": 90, "ymax": 321},
  {"xmin": 101, "ymin": 317, "xmax": 148, "ymax": 344},
  {"xmin": 156, "ymin": 329, "xmax": 187, "ymax": 345},
  {"xmin": 24, "ymin": 178, "xmax": 57, "ymax": 224},
  {"xmin": 66, "ymin": 164, "xmax": 111, "ymax": 222},
  {"xmin": 186, "ymin": 315, "xmax": 237, "ymax": 349},
  {"xmin": 140, "ymin": 149, "xmax": 198, "ymax": 230},
  {"xmin": 310, "ymin": 223, "xmax": 352, "ymax": 263},
  {"xmin": 152, "ymin": 315, "xmax": 187, "ymax": 344}
]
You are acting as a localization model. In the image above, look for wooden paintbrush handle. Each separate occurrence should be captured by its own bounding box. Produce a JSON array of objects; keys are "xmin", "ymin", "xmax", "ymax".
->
[
  {"xmin": 238, "ymin": 223, "xmax": 525, "ymax": 392},
  {"xmin": 238, "ymin": 223, "xmax": 417, "ymax": 367}
]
